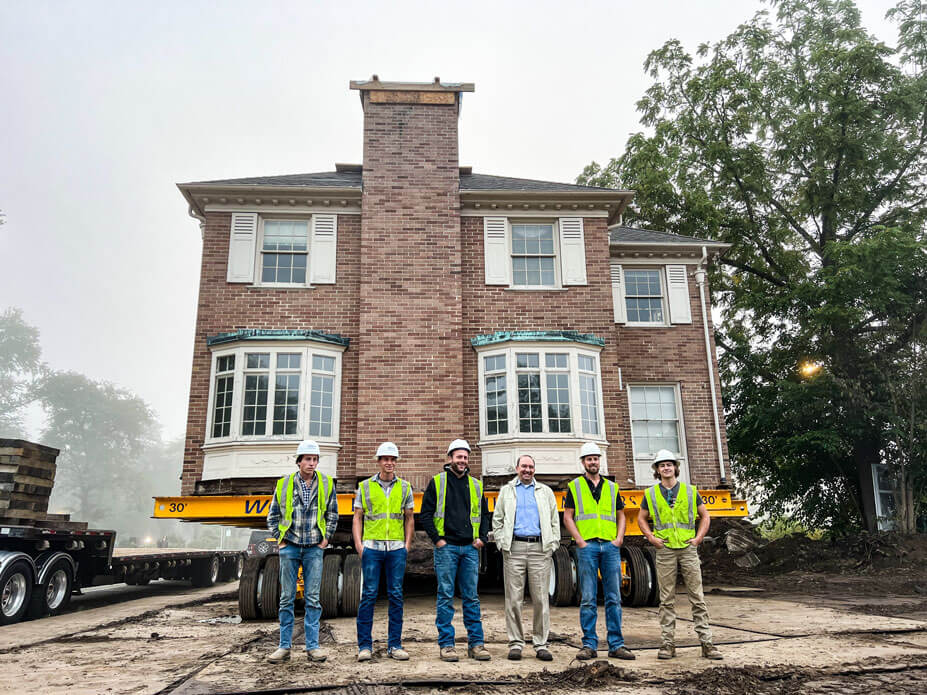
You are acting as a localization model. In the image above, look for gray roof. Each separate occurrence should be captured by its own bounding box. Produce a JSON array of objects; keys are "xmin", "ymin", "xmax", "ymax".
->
[
  {"xmin": 610, "ymin": 226, "xmax": 727, "ymax": 246},
  {"xmin": 185, "ymin": 170, "xmax": 619, "ymax": 193}
]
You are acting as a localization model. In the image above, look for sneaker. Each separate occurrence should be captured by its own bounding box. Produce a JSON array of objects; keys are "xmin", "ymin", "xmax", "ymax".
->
[
  {"xmin": 267, "ymin": 647, "xmax": 291, "ymax": 663},
  {"xmin": 608, "ymin": 646, "xmax": 636, "ymax": 660},
  {"xmin": 576, "ymin": 646, "xmax": 598, "ymax": 661},
  {"xmin": 389, "ymin": 648, "xmax": 410, "ymax": 661},
  {"xmin": 357, "ymin": 649, "xmax": 372, "ymax": 662},
  {"xmin": 467, "ymin": 645, "xmax": 491, "ymax": 661},
  {"xmin": 701, "ymin": 643, "xmax": 723, "ymax": 660},
  {"xmin": 507, "ymin": 647, "xmax": 522, "ymax": 661},
  {"xmin": 536, "ymin": 648, "xmax": 553, "ymax": 661},
  {"xmin": 307, "ymin": 648, "xmax": 327, "ymax": 662},
  {"xmin": 657, "ymin": 645, "xmax": 675, "ymax": 660},
  {"xmin": 440, "ymin": 646, "xmax": 459, "ymax": 662}
]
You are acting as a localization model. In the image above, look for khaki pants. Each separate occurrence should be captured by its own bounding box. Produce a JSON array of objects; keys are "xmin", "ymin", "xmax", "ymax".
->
[
  {"xmin": 655, "ymin": 545, "xmax": 712, "ymax": 647},
  {"xmin": 502, "ymin": 540, "xmax": 551, "ymax": 651}
]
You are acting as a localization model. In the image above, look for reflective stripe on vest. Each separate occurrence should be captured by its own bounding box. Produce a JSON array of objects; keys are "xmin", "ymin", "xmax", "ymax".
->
[
  {"xmin": 360, "ymin": 476, "xmax": 409, "ymax": 541},
  {"xmin": 647, "ymin": 483, "xmax": 697, "ymax": 549},
  {"xmin": 568, "ymin": 476, "xmax": 619, "ymax": 542},
  {"xmin": 432, "ymin": 472, "xmax": 482, "ymax": 539},
  {"xmin": 275, "ymin": 471, "xmax": 334, "ymax": 543}
]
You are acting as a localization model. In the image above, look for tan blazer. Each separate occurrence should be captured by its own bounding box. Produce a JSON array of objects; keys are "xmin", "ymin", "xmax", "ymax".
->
[{"xmin": 492, "ymin": 476, "xmax": 560, "ymax": 554}]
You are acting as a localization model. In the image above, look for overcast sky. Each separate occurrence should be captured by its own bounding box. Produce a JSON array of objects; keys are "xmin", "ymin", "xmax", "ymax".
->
[{"xmin": 0, "ymin": 1, "xmax": 899, "ymax": 440}]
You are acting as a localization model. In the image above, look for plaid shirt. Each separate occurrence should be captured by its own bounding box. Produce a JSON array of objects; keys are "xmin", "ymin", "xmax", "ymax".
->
[{"xmin": 267, "ymin": 472, "xmax": 340, "ymax": 546}]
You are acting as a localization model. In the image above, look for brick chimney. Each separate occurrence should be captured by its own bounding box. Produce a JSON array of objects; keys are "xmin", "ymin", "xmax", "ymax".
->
[{"xmin": 351, "ymin": 77, "xmax": 475, "ymax": 487}]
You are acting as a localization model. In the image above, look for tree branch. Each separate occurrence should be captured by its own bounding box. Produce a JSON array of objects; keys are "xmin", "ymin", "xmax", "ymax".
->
[{"xmin": 720, "ymin": 257, "xmax": 789, "ymax": 286}]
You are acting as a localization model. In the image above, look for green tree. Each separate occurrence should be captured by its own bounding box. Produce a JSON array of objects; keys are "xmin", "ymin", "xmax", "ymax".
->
[
  {"xmin": 580, "ymin": 0, "xmax": 927, "ymax": 531},
  {"xmin": 0, "ymin": 307, "xmax": 44, "ymax": 436}
]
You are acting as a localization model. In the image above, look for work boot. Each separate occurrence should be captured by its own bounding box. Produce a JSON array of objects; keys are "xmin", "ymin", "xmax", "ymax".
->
[
  {"xmin": 467, "ymin": 645, "xmax": 491, "ymax": 661},
  {"xmin": 576, "ymin": 646, "xmax": 598, "ymax": 661},
  {"xmin": 306, "ymin": 648, "xmax": 327, "ymax": 662},
  {"xmin": 440, "ymin": 646, "xmax": 459, "ymax": 662},
  {"xmin": 357, "ymin": 649, "xmax": 372, "ymax": 662},
  {"xmin": 267, "ymin": 647, "xmax": 291, "ymax": 663},
  {"xmin": 608, "ymin": 646, "xmax": 636, "ymax": 660},
  {"xmin": 536, "ymin": 648, "xmax": 553, "ymax": 661},
  {"xmin": 657, "ymin": 644, "xmax": 675, "ymax": 660},
  {"xmin": 507, "ymin": 647, "xmax": 522, "ymax": 661},
  {"xmin": 389, "ymin": 648, "xmax": 410, "ymax": 660},
  {"xmin": 701, "ymin": 643, "xmax": 723, "ymax": 660}
]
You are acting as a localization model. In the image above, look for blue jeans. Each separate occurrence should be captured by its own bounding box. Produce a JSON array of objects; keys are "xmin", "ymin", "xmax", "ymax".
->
[
  {"xmin": 356, "ymin": 547, "xmax": 406, "ymax": 652},
  {"xmin": 434, "ymin": 543, "xmax": 484, "ymax": 648},
  {"xmin": 278, "ymin": 543, "xmax": 325, "ymax": 650},
  {"xmin": 576, "ymin": 541, "xmax": 625, "ymax": 651}
]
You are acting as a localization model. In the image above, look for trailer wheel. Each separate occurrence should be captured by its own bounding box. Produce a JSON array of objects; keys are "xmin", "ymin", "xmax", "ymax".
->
[
  {"xmin": 238, "ymin": 556, "xmax": 263, "ymax": 620},
  {"xmin": 0, "ymin": 559, "xmax": 34, "ymax": 625},
  {"xmin": 643, "ymin": 546, "xmax": 660, "ymax": 606},
  {"xmin": 259, "ymin": 555, "xmax": 280, "ymax": 620},
  {"xmin": 549, "ymin": 546, "xmax": 575, "ymax": 606},
  {"xmin": 320, "ymin": 553, "xmax": 343, "ymax": 618},
  {"xmin": 27, "ymin": 557, "xmax": 74, "ymax": 618},
  {"xmin": 222, "ymin": 554, "xmax": 245, "ymax": 582},
  {"xmin": 620, "ymin": 546, "xmax": 652, "ymax": 607},
  {"xmin": 568, "ymin": 546, "xmax": 582, "ymax": 605},
  {"xmin": 192, "ymin": 555, "xmax": 221, "ymax": 587},
  {"xmin": 341, "ymin": 553, "xmax": 361, "ymax": 617}
]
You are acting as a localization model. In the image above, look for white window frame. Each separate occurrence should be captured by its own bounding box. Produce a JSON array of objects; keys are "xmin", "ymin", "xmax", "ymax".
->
[
  {"xmin": 627, "ymin": 383, "xmax": 689, "ymax": 480},
  {"xmin": 476, "ymin": 342, "xmax": 605, "ymax": 442},
  {"xmin": 623, "ymin": 266, "xmax": 669, "ymax": 327},
  {"xmin": 204, "ymin": 341, "xmax": 344, "ymax": 446},
  {"xmin": 255, "ymin": 217, "xmax": 311, "ymax": 288},
  {"xmin": 509, "ymin": 219, "xmax": 561, "ymax": 290}
]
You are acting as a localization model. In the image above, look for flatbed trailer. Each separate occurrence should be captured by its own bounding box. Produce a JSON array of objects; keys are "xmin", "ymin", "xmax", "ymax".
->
[
  {"xmin": 0, "ymin": 523, "xmax": 244, "ymax": 625},
  {"xmin": 153, "ymin": 488, "xmax": 748, "ymax": 620}
]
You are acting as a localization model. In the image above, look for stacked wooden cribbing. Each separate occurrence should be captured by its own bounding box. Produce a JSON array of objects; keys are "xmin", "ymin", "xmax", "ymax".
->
[{"xmin": 0, "ymin": 439, "xmax": 61, "ymax": 526}]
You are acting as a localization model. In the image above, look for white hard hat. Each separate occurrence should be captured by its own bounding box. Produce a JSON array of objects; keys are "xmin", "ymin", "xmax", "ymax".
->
[
  {"xmin": 296, "ymin": 440, "xmax": 321, "ymax": 457},
  {"xmin": 447, "ymin": 438, "xmax": 471, "ymax": 455},
  {"xmin": 579, "ymin": 442, "xmax": 603, "ymax": 458},
  {"xmin": 376, "ymin": 441, "xmax": 400, "ymax": 459},
  {"xmin": 653, "ymin": 449, "xmax": 678, "ymax": 466}
]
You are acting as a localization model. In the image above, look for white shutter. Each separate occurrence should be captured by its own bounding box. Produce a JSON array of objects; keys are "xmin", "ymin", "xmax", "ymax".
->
[
  {"xmin": 484, "ymin": 217, "xmax": 511, "ymax": 285},
  {"xmin": 227, "ymin": 213, "xmax": 257, "ymax": 283},
  {"xmin": 666, "ymin": 264, "xmax": 692, "ymax": 324},
  {"xmin": 610, "ymin": 262, "xmax": 626, "ymax": 323},
  {"xmin": 559, "ymin": 217, "xmax": 587, "ymax": 285},
  {"xmin": 309, "ymin": 214, "xmax": 337, "ymax": 284}
]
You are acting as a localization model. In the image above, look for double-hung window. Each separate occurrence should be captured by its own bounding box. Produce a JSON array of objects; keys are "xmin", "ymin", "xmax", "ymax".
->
[
  {"xmin": 511, "ymin": 223, "xmax": 557, "ymax": 287},
  {"xmin": 483, "ymin": 217, "xmax": 588, "ymax": 288},
  {"xmin": 212, "ymin": 355, "xmax": 236, "ymax": 438},
  {"xmin": 611, "ymin": 262, "xmax": 692, "ymax": 325},
  {"xmin": 628, "ymin": 384, "xmax": 685, "ymax": 460},
  {"xmin": 623, "ymin": 269, "xmax": 665, "ymax": 324},
  {"xmin": 261, "ymin": 221, "xmax": 308, "ymax": 285}
]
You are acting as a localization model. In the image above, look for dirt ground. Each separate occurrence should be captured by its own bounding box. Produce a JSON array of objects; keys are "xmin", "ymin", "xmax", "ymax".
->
[{"xmin": 2, "ymin": 571, "xmax": 927, "ymax": 695}]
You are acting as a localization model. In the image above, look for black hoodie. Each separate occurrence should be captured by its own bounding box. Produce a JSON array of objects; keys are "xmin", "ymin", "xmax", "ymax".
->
[{"xmin": 420, "ymin": 463, "xmax": 491, "ymax": 545}]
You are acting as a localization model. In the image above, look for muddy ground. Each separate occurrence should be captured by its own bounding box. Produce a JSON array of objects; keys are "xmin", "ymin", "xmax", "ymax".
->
[{"xmin": 2, "ymin": 570, "xmax": 926, "ymax": 695}]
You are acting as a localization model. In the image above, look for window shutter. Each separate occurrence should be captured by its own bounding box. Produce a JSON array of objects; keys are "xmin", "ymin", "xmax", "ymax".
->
[
  {"xmin": 559, "ymin": 217, "xmax": 587, "ymax": 285},
  {"xmin": 227, "ymin": 213, "xmax": 257, "ymax": 283},
  {"xmin": 666, "ymin": 264, "xmax": 692, "ymax": 324},
  {"xmin": 610, "ymin": 262, "xmax": 626, "ymax": 323},
  {"xmin": 484, "ymin": 217, "xmax": 511, "ymax": 285},
  {"xmin": 309, "ymin": 214, "xmax": 337, "ymax": 284}
]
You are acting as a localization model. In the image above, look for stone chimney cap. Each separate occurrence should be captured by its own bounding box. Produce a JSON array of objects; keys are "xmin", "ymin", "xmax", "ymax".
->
[{"xmin": 350, "ymin": 77, "xmax": 475, "ymax": 93}]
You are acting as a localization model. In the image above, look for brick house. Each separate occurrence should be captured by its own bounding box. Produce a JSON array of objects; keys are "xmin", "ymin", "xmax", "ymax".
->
[{"xmin": 176, "ymin": 78, "xmax": 731, "ymax": 497}]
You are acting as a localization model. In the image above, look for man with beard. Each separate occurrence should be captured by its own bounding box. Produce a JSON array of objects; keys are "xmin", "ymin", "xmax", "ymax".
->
[
  {"xmin": 420, "ymin": 439, "xmax": 491, "ymax": 662},
  {"xmin": 563, "ymin": 442, "xmax": 635, "ymax": 661}
]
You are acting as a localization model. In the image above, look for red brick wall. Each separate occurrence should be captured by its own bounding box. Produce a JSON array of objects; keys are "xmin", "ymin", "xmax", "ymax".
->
[
  {"xmin": 180, "ymin": 213, "xmax": 362, "ymax": 495},
  {"xmin": 355, "ymin": 96, "xmax": 464, "ymax": 489}
]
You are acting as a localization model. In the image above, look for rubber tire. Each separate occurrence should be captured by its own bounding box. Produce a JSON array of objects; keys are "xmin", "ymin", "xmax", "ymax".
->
[
  {"xmin": 192, "ymin": 555, "xmax": 221, "ymax": 587},
  {"xmin": 0, "ymin": 559, "xmax": 34, "ymax": 626},
  {"xmin": 238, "ymin": 556, "xmax": 263, "ymax": 620},
  {"xmin": 549, "ymin": 546, "xmax": 574, "ymax": 607},
  {"xmin": 643, "ymin": 546, "xmax": 660, "ymax": 606},
  {"xmin": 320, "ymin": 553, "xmax": 343, "ymax": 619},
  {"xmin": 568, "ymin": 546, "xmax": 582, "ymax": 606},
  {"xmin": 341, "ymin": 553, "xmax": 362, "ymax": 617},
  {"xmin": 621, "ymin": 546, "xmax": 652, "ymax": 607},
  {"xmin": 27, "ymin": 557, "xmax": 74, "ymax": 618},
  {"xmin": 222, "ymin": 554, "xmax": 245, "ymax": 582},
  {"xmin": 259, "ymin": 555, "xmax": 281, "ymax": 620}
]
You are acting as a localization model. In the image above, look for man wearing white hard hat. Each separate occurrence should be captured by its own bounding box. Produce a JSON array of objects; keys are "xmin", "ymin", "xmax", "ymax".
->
[
  {"xmin": 266, "ymin": 440, "xmax": 339, "ymax": 663},
  {"xmin": 563, "ymin": 442, "xmax": 635, "ymax": 661},
  {"xmin": 637, "ymin": 449, "xmax": 722, "ymax": 661},
  {"xmin": 420, "ymin": 439, "xmax": 491, "ymax": 662},
  {"xmin": 352, "ymin": 442, "xmax": 414, "ymax": 662}
]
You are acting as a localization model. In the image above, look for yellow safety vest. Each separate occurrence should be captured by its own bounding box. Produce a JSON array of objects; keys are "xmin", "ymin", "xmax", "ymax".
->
[
  {"xmin": 568, "ymin": 476, "xmax": 620, "ymax": 541},
  {"xmin": 646, "ymin": 482, "xmax": 697, "ymax": 549},
  {"xmin": 432, "ymin": 472, "xmax": 482, "ymax": 539},
  {"xmin": 274, "ymin": 471, "xmax": 334, "ymax": 543},
  {"xmin": 359, "ymin": 476, "xmax": 409, "ymax": 541}
]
